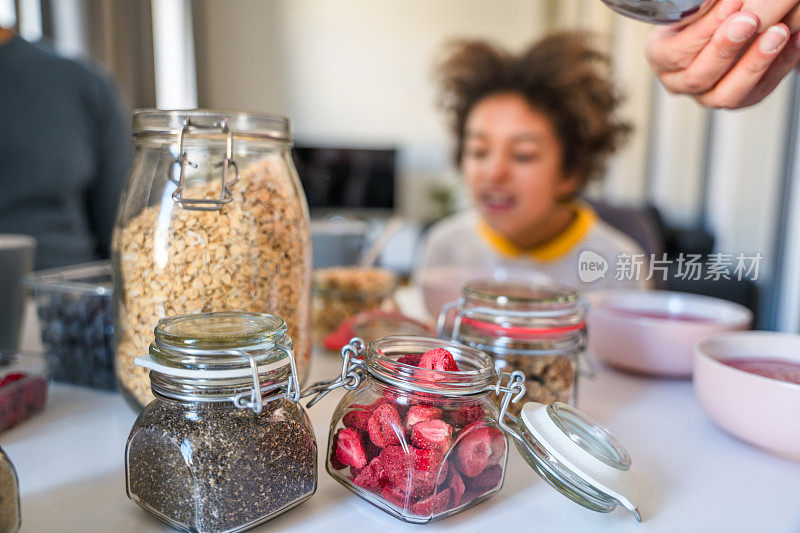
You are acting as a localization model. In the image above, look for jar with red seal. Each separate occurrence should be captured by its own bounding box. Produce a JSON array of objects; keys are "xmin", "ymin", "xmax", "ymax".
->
[
  {"xmin": 302, "ymin": 336, "xmax": 640, "ymax": 524},
  {"xmin": 437, "ymin": 279, "xmax": 586, "ymax": 414}
]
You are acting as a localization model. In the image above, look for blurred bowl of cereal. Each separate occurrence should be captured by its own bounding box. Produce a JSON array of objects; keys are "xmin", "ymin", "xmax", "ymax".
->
[
  {"xmin": 312, "ymin": 267, "xmax": 398, "ymax": 349},
  {"xmin": 587, "ymin": 289, "xmax": 752, "ymax": 377}
]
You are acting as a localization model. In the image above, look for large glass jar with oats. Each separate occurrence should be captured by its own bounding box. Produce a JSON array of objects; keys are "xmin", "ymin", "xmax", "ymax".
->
[{"xmin": 112, "ymin": 110, "xmax": 312, "ymax": 410}]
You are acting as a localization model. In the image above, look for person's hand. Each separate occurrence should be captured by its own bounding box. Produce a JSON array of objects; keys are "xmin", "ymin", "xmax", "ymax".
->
[{"xmin": 646, "ymin": 0, "xmax": 800, "ymax": 109}]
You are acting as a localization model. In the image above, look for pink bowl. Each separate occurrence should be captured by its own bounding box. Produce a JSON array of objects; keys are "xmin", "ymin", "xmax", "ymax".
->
[
  {"xmin": 694, "ymin": 332, "xmax": 800, "ymax": 461},
  {"xmin": 587, "ymin": 290, "xmax": 752, "ymax": 377}
]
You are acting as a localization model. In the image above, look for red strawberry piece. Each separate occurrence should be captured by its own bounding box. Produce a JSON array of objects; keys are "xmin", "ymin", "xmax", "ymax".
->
[
  {"xmin": 397, "ymin": 353, "xmax": 423, "ymax": 366},
  {"xmin": 454, "ymin": 426, "xmax": 492, "ymax": 477},
  {"xmin": 487, "ymin": 427, "xmax": 506, "ymax": 465},
  {"xmin": 379, "ymin": 445, "xmax": 412, "ymax": 489},
  {"xmin": 447, "ymin": 464, "xmax": 465, "ymax": 507},
  {"xmin": 323, "ymin": 315, "xmax": 359, "ymax": 352},
  {"xmin": 367, "ymin": 403, "xmax": 403, "ymax": 447},
  {"xmin": 381, "ymin": 484, "xmax": 408, "ymax": 508},
  {"xmin": 411, "ymin": 419, "xmax": 453, "ymax": 454},
  {"xmin": 463, "ymin": 464, "xmax": 503, "ymax": 491},
  {"xmin": 335, "ymin": 427, "xmax": 368, "ymax": 469},
  {"xmin": 0, "ymin": 373, "xmax": 26, "ymax": 388},
  {"xmin": 409, "ymin": 488, "xmax": 451, "ymax": 516},
  {"xmin": 364, "ymin": 439, "xmax": 382, "ymax": 462},
  {"xmin": 404, "ymin": 404, "xmax": 442, "ymax": 431},
  {"xmin": 449, "ymin": 403, "xmax": 485, "ymax": 427},
  {"xmin": 409, "ymin": 448, "xmax": 445, "ymax": 498},
  {"xmin": 329, "ymin": 433, "xmax": 346, "ymax": 470},
  {"xmin": 418, "ymin": 348, "xmax": 459, "ymax": 373},
  {"xmin": 353, "ymin": 457, "xmax": 388, "ymax": 492},
  {"xmin": 343, "ymin": 409, "xmax": 371, "ymax": 433}
]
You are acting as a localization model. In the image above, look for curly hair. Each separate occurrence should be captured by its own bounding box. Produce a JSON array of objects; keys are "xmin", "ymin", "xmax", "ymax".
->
[{"xmin": 434, "ymin": 31, "xmax": 632, "ymax": 187}]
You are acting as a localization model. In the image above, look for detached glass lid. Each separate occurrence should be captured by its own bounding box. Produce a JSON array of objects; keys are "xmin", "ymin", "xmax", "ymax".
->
[{"xmin": 502, "ymin": 397, "xmax": 641, "ymax": 521}]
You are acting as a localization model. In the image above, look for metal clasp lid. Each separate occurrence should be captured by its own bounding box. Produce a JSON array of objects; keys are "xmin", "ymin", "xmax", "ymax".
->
[
  {"xmin": 168, "ymin": 117, "xmax": 240, "ymax": 211},
  {"xmin": 301, "ymin": 338, "xmax": 366, "ymax": 407}
]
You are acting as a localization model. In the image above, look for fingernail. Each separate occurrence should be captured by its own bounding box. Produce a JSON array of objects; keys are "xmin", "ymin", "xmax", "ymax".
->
[
  {"xmin": 717, "ymin": 0, "xmax": 742, "ymax": 21},
  {"xmin": 760, "ymin": 25, "xmax": 789, "ymax": 54},
  {"xmin": 727, "ymin": 14, "xmax": 758, "ymax": 43}
]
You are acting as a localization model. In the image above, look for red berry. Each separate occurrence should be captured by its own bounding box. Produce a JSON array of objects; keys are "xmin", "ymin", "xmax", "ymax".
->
[
  {"xmin": 487, "ymin": 427, "xmax": 506, "ymax": 465},
  {"xmin": 353, "ymin": 457, "xmax": 388, "ymax": 492},
  {"xmin": 404, "ymin": 404, "xmax": 442, "ymax": 431},
  {"xmin": 335, "ymin": 427, "xmax": 368, "ymax": 469},
  {"xmin": 463, "ymin": 464, "xmax": 503, "ymax": 491},
  {"xmin": 411, "ymin": 419, "xmax": 453, "ymax": 454},
  {"xmin": 367, "ymin": 403, "xmax": 404, "ymax": 447},
  {"xmin": 397, "ymin": 353, "xmax": 423, "ymax": 366},
  {"xmin": 454, "ymin": 426, "xmax": 492, "ymax": 477},
  {"xmin": 409, "ymin": 488, "xmax": 451, "ymax": 516},
  {"xmin": 409, "ymin": 448, "xmax": 445, "ymax": 498},
  {"xmin": 379, "ymin": 445, "xmax": 412, "ymax": 489},
  {"xmin": 447, "ymin": 463, "xmax": 466, "ymax": 507},
  {"xmin": 343, "ymin": 409, "xmax": 371, "ymax": 433},
  {"xmin": 0, "ymin": 373, "xmax": 26, "ymax": 388},
  {"xmin": 418, "ymin": 348, "xmax": 459, "ymax": 373},
  {"xmin": 449, "ymin": 403, "xmax": 485, "ymax": 427},
  {"xmin": 381, "ymin": 484, "xmax": 408, "ymax": 507}
]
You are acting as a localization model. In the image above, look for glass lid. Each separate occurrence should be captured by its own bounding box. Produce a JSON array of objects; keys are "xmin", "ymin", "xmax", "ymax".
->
[
  {"xmin": 506, "ymin": 401, "xmax": 642, "ymax": 521},
  {"xmin": 463, "ymin": 278, "xmax": 579, "ymax": 308}
]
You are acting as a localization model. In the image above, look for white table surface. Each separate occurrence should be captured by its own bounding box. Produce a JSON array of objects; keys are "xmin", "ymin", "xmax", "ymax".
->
[{"xmin": 4, "ymin": 298, "xmax": 800, "ymax": 532}]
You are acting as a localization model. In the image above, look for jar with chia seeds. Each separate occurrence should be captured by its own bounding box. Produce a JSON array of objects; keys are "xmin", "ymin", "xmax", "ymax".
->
[
  {"xmin": 125, "ymin": 312, "xmax": 316, "ymax": 533},
  {"xmin": 302, "ymin": 336, "xmax": 640, "ymax": 524},
  {"xmin": 436, "ymin": 279, "xmax": 587, "ymax": 415},
  {"xmin": 0, "ymin": 446, "xmax": 20, "ymax": 533}
]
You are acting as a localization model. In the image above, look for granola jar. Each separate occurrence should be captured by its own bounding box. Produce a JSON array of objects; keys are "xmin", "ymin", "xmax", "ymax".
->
[
  {"xmin": 112, "ymin": 110, "xmax": 312, "ymax": 409},
  {"xmin": 437, "ymin": 279, "xmax": 586, "ymax": 415},
  {"xmin": 0, "ymin": 446, "xmax": 20, "ymax": 532},
  {"xmin": 125, "ymin": 312, "xmax": 316, "ymax": 533},
  {"xmin": 303, "ymin": 336, "xmax": 641, "ymax": 524}
]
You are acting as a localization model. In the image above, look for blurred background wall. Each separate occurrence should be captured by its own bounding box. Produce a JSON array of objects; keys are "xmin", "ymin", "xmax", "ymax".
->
[{"xmin": 4, "ymin": 0, "xmax": 799, "ymax": 332}]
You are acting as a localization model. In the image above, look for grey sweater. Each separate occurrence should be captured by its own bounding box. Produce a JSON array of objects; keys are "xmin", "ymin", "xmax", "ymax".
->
[{"xmin": 0, "ymin": 36, "xmax": 131, "ymax": 269}]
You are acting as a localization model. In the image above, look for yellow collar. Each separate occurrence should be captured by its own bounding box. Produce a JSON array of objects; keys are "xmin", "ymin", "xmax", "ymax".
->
[{"xmin": 477, "ymin": 204, "xmax": 597, "ymax": 262}]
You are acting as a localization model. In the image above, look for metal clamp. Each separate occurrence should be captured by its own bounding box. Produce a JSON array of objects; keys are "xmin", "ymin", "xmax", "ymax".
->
[
  {"xmin": 169, "ymin": 117, "xmax": 240, "ymax": 211},
  {"xmin": 301, "ymin": 337, "xmax": 366, "ymax": 408},
  {"xmin": 495, "ymin": 370, "xmax": 527, "ymax": 437},
  {"xmin": 232, "ymin": 343, "xmax": 299, "ymax": 413}
]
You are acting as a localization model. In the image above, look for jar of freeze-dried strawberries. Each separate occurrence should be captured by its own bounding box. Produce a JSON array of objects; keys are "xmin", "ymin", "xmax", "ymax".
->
[
  {"xmin": 302, "ymin": 336, "xmax": 641, "ymax": 524},
  {"xmin": 437, "ymin": 279, "xmax": 587, "ymax": 415}
]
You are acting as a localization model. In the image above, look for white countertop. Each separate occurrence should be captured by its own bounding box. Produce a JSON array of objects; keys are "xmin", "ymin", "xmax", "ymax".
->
[{"xmin": 4, "ymin": 296, "xmax": 800, "ymax": 532}]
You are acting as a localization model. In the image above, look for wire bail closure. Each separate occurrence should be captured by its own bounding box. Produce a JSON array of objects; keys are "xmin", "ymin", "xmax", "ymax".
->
[
  {"xmin": 169, "ymin": 117, "xmax": 240, "ymax": 211},
  {"xmin": 231, "ymin": 343, "xmax": 300, "ymax": 413},
  {"xmin": 301, "ymin": 337, "xmax": 366, "ymax": 408}
]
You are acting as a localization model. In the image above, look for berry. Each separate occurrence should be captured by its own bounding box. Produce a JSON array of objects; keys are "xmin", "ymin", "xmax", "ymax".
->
[
  {"xmin": 0, "ymin": 373, "xmax": 26, "ymax": 388},
  {"xmin": 367, "ymin": 403, "xmax": 404, "ymax": 447},
  {"xmin": 463, "ymin": 464, "xmax": 503, "ymax": 491},
  {"xmin": 397, "ymin": 353, "xmax": 423, "ymax": 366},
  {"xmin": 418, "ymin": 348, "xmax": 458, "ymax": 373},
  {"xmin": 411, "ymin": 419, "xmax": 453, "ymax": 454},
  {"xmin": 448, "ymin": 403, "xmax": 485, "ymax": 427},
  {"xmin": 447, "ymin": 463, "xmax": 466, "ymax": 507},
  {"xmin": 329, "ymin": 436, "xmax": 346, "ymax": 470},
  {"xmin": 454, "ymin": 426, "xmax": 492, "ymax": 477},
  {"xmin": 404, "ymin": 404, "xmax": 442, "ymax": 431},
  {"xmin": 409, "ymin": 448, "xmax": 445, "ymax": 498},
  {"xmin": 381, "ymin": 484, "xmax": 408, "ymax": 507},
  {"xmin": 343, "ymin": 408, "xmax": 371, "ymax": 433},
  {"xmin": 353, "ymin": 457, "xmax": 388, "ymax": 492},
  {"xmin": 409, "ymin": 488, "xmax": 451, "ymax": 516},
  {"xmin": 335, "ymin": 427, "xmax": 368, "ymax": 469},
  {"xmin": 487, "ymin": 427, "xmax": 506, "ymax": 465}
]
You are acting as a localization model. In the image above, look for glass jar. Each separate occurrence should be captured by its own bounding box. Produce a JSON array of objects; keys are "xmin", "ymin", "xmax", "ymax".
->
[
  {"xmin": 303, "ymin": 336, "xmax": 640, "ymax": 524},
  {"xmin": 437, "ymin": 279, "xmax": 586, "ymax": 415},
  {"xmin": 125, "ymin": 312, "xmax": 317, "ymax": 533},
  {"xmin": 600, "ymin": 0, "xmax": 715, "ymax": 24},
  {"xmin": 112, "ymin": 110, "xmax": 312, "ymax": 409},
  {"xmin": 0, "ymin": 446, "xmax": 20, "ymax": 532}
]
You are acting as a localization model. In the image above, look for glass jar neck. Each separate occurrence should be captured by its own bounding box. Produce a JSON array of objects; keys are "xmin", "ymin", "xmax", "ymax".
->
[{"xmin": 363, "ymin": 336, "xmax": 497, "ymax": 396}]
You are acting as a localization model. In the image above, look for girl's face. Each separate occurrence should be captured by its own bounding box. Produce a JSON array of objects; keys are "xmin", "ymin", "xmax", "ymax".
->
[{"xmin": 461, "ymin": 93, "xmax": 580, "ymax": 247}]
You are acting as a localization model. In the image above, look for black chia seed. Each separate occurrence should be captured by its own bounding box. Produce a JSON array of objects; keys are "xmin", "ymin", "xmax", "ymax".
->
[{"xmin": 126, "ymin": 397, "xmax": 317, "ymax": 533}]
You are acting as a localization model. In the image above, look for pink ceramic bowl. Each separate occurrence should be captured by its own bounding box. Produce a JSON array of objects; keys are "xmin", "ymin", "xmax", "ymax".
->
[
  {"xmin": 587, "ymin": 290, "xmax": 752, "ymax": 377},
  {"xmin": 694, "ymin": 332, "xmax": 800, "ymax": 461}
]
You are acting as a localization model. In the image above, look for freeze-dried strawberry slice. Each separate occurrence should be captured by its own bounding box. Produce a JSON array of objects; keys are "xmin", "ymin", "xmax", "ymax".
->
[
  {"xmin": 454, "ymin": 426, "xmax": 492, "ymax": 477},
  {"xmin": 367, "ymin": 403, "xmax": 404, "ymax": 447},
  {"xmin": 409, "ymin": 448, "xmax": 445, "ymax": 498},
  {"xmin": 343, "ymin": 409, "xmax": 371, "ymax": 433},
  {"xmin": 381, "ymin": 484, "xmax": 408, "ymax": 507},
  {"xmin": 447, "ymin": 463, "xmax": 465, "ymax": 507},
  {"xmin": 329, "ymin": 436, "xmax": 346, "ymax": 470},
  {"xmin": 487, "ymin": 427, "xmax": 506, "ymax": 465},
  {"xmin": 405, "ymin": 404, "xmax": 442, "ymax": 431},
  {"xmin": 448, "ymin": 403, "xmax": 485, "ymax": 427},
  {"xmin": 418, "ymin": 348, "xmax": 459, "ymax": 372},
  {"xmin": 353, "ymin": 457, "xmax": 387, "ymax": 492},
  {"xmin": 463, "ymin": 464, "xmax": 503, "ymax": 491},
  {"xmin": 411, "ymin": 419, "xmax": 453, "ymax": 454},
  {"xmin": 397, "ymin": 353, "xmax": 423, "ymax": 366},
  {"xmin": 335, "ymin": 427, "xmax": 368, "ymax": 469},
  {"xmin": 409, "ymin": 488, "xmax": 451, "ymax": 516},
  {"xmin": 379, "ymin": 445, "xmax": 412, "ymax": 488},
  {"xmin": 364, "ymin": 439, "xmax": 382, "ymax": 462}
]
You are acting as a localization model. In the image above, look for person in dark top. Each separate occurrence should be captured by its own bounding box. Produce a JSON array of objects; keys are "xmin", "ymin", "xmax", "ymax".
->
[{"xmin": 0, "ymin": 27, "xmax": 131, "ymax": 269}]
